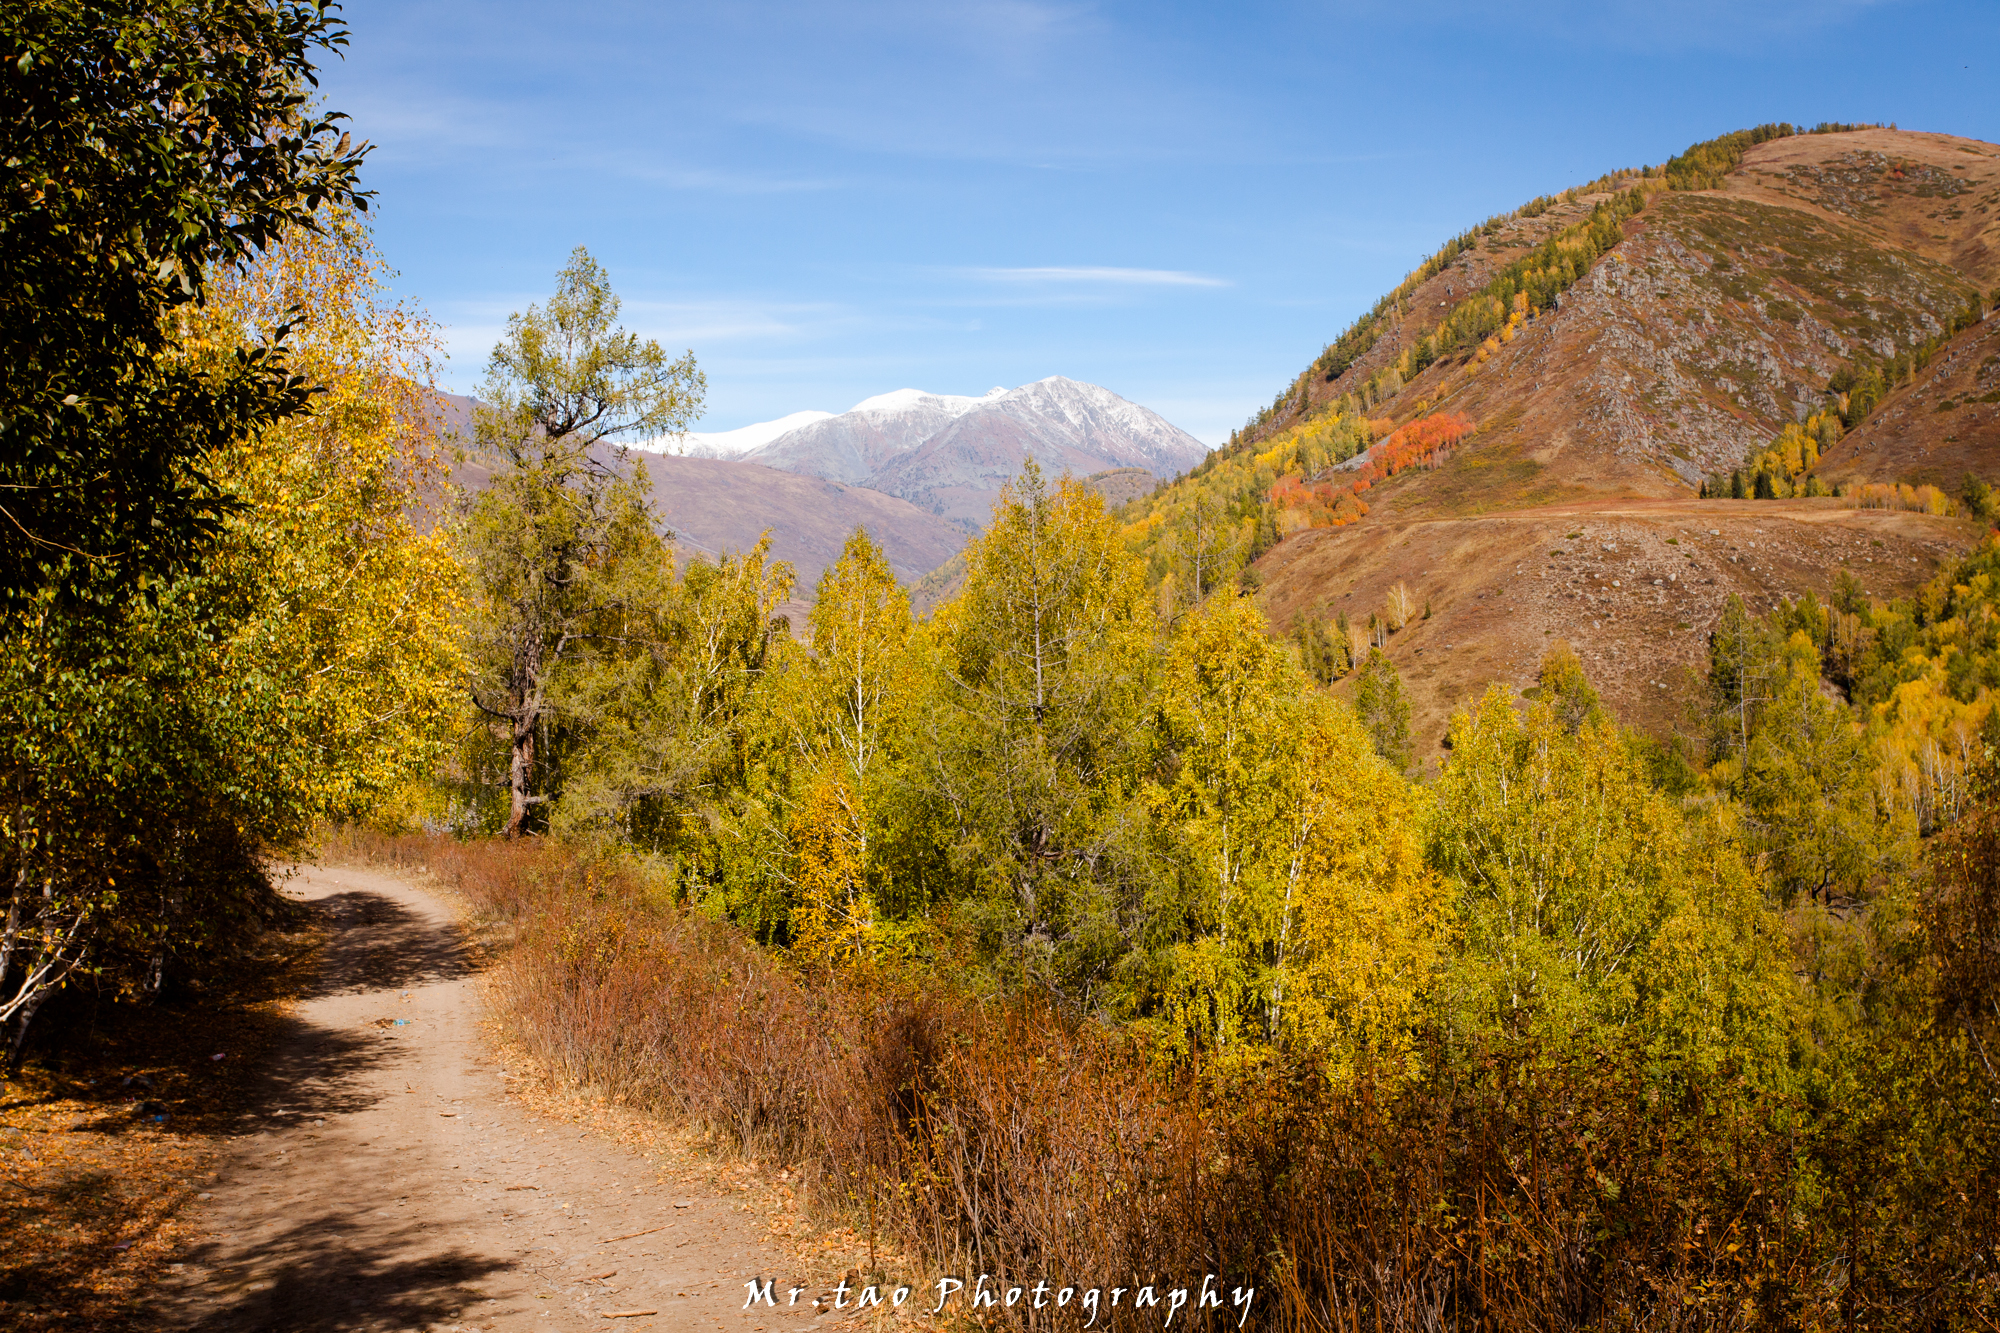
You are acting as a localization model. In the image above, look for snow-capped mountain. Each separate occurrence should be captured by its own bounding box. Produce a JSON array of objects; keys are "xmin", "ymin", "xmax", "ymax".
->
[
  {"xmin": 667, "ymin": 409, "xmax": 836, "ymax": 459},
  {"xmin": 744, "ymin": 377, "xmax": 1208, "ymax": 523},
  {"xmin": 744, "ymin": 387, "xmax": 1008, "ymax": 485}
]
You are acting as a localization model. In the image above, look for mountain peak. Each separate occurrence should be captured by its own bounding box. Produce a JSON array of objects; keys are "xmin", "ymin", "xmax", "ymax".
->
[
  {"xmin": 745, "ymin": 377, "xmax": 1208, "ymax": 525},
  {"xmin": 847, "ymin": 387, "xmax": 1007, "ymax": 416}
]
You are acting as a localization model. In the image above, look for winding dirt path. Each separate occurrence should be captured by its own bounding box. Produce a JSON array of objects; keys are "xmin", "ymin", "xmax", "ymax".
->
[{"xmin": 159, "ymin": 863, "xmax": 821, "ymax": 1333}]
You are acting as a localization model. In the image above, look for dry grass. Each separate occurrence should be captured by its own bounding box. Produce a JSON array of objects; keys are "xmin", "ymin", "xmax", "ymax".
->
[{"xmin": 330, "ymin": 831, "xmax": 1999, "ymax": 1332}]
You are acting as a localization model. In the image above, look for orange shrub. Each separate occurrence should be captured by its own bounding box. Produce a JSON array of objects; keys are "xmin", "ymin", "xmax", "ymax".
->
[{"xmin": 1269, "ymin": 413, "xmax": 1470, "ymax": 536}]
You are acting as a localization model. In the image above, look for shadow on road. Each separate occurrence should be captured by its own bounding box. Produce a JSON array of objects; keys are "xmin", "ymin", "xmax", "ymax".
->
[
  {"xmin": 174, "ymin": 1210, "xmax": 513, "ymax": 1332},
  {"xmin": 0, "ymin": 872, "xmax": 510, "ymax": 1332}
]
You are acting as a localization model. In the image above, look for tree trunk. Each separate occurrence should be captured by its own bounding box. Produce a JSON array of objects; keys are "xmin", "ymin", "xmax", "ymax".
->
[
  {"xmin": 503, "ymin": 624, "xmax": 545, "ymax": 839},
  {"xmin": 506, "ymin": 710, "xmax": 536, "ymax": 839},
  {"xmin": 7, "ymin": 984, "xmax": 47, "ymax": 1073}
]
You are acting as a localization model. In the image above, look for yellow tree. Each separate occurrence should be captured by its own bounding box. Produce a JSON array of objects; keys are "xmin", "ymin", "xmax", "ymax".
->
[
  {"xmin": 193, "ymin": 209, "xmax": 466, "ymax": 831},
  {"xmin": 785, "ymin": 528, "xmax": 915, "ymax": 965},
  {"xmin": 1269, "ymin": 693, "xmax": 1446, "ymax": 1079},
  {"xmin": 1153, "ymin": 588, "xmax": 1445, "ymax": 1074},
  {"xmin": 1154, "ymin": 586, "xmax": 1297, "ymax": 1048}
]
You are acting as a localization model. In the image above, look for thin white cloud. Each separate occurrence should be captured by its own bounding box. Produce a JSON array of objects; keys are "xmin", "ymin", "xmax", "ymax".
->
[{"xmin": 967, "ymin": 265, "xmax": 1230, "ymax": 288}]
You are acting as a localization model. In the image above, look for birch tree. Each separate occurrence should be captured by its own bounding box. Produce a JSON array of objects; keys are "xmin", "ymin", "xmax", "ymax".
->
[{"xmin": 924, "ymin": 461, "xmax": 1157, "ymax": 999}]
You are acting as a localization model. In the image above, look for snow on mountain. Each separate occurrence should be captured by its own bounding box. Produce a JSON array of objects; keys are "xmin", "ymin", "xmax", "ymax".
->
[
  {"xmin": 744, "ymin": 387, "xmax": 1007, "ymax": 485},
  {"xmin": 847, "ymin": 387, "xmax": 1006, "ymax": 416},
  {"xmin": 662, "ymin": 409, "xmax": 837, "ymax": 459},
  {"xmin": 743, "ymin": 377, "xmax": 1208, "ymax": 522}
]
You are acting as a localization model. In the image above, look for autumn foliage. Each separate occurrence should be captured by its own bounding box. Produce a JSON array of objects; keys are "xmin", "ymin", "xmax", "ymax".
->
[{"xmin": 1268, "ymin": 412, "xmax": 1473, "ymax": 531}]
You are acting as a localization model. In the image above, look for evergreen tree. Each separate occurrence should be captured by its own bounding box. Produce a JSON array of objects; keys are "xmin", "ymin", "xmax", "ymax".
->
[
  {"xmin": 463, "ymin": 248, "xmax": 705, "ymax": 837},
  {"xmin": 1353, "ymin": 649, "xmax": 1413, "ymax": 773},
  {"xmin": 922, "ymin": 461, "xmax": 1158, "ymax": 999}
]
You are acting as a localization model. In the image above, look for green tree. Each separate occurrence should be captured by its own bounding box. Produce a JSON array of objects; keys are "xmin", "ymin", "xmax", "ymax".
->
[
  {"xmin": 1741, "ymin": 647, "xmax": 1881, "ymax": 904},
  {"xmin": 2, "ymin": 211, "xmax": 462, "ymax": 1051},
  {"xmin": 548, "ymin": 531, "xmax": 794, "ymax": 855},
  {"xmin": 463, "ymin": 248, "xmax": 704, "ymax": 837},
  {"xmin": 0, "ymin": 0, "xmax": 368, "ymax": 610},
  {"xmin": 1430, "ymin": 688, "xmax": 1797, "ymax": 1086},
  {"xmin": 922, "ymin": 461, "xmax": 1158, "ymax": 1000},
  {"xmin": 1352, "ymin": 649, "xmax": 1413, "ymax": 772}
]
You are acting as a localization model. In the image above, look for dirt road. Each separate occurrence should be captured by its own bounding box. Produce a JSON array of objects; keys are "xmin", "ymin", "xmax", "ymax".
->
[{"xmin": 160, "ymin": 864, "xmax": 822, "ymax": 1333}]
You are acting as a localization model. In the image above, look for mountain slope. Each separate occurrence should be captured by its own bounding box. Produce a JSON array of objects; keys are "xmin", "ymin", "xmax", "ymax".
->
[
  {"xmin": 745, "ymin": 388, "xmax": 1007, "ymax": 484},
  {"xmin": 1131, "ymin": 125, "xmax": 2000, "ymax": 757},
  {"xmin": 747, "ymin": 376, "xmax": 1208, "ymax": 523},
  {"xmin": 626, "ymin": 453, "xmax": 967, "ymax": 591},
  {"xmin": 1261, "ymin": 130, "xmax": 1990, "ymax": 511},
  {"xmin": 1816, "ymin": 313, "xmax": 2000, "ymax": 489}
]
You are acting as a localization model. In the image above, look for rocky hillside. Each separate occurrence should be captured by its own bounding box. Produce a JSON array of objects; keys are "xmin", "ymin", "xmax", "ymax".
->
[
  {"xmin": 1155, "ymin": 126, "xmax": 2000, "ymax": 756},
  {"xmin": 748, "ymin": 377, "xmax": 1209, "ymax": 525},
  {"xmin": 1249, "ymin": 128, "xmax": 1996, "ymax": 509}
]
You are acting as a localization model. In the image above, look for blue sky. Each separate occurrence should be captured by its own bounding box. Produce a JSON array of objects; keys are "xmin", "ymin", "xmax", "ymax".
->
[{"xmin": 317, "ymin": 0, "xmax": 2000, "ymax": 443}]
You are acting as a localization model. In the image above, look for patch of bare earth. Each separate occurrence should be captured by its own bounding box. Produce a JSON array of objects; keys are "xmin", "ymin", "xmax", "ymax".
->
[
  {"xmin": 1257, "ymin": 498, "xmax": 1978, "ymax": 759},
  {"xmin": 0, "ymin": 914, "xmax": 321, "ymax": 1330},
  {"xmin": 31, "ymin": 863, "xmax": 930, "ymax": 1333}
]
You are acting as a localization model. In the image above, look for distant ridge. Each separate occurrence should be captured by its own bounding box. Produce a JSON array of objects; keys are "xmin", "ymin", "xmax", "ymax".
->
[
  {"xmin": 429, "ymin": 391, "xmax": 969, "ymax": 599},
  {"xmin": 745, "ymin": 376, "xmax": 1208, "ymax": 524}
]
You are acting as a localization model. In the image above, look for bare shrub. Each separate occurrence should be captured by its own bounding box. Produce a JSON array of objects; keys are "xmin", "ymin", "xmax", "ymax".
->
[{"xmin": 328, "ymin": 833, "xmax": 1998, "ymax": 1331}]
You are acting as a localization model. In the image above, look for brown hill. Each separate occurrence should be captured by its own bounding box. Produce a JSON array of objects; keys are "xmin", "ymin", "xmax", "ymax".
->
[
  {"xmin": 1224, "ymin": 127, "xmax": 2000, "ymax": 746},
  {"xmin": 628, "ymin": 453, "xmax": 969, "ymax": 591},
  {"xmin": 430, "ymin": 392, "xmax": 970, "ymax": 620},
  {"xmin": 1817, "ymin": 314, "xmax": 2000, "ymax": 488},
  {"xmin": 1258, "ymin": 499, "xmax": 1974, "ymax": 767}
]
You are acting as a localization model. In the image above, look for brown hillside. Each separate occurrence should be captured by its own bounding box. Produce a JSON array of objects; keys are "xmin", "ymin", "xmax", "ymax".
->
[
  {"xmin": 1260, "ymin": 500, "xmax": 1971, "ymax": 763},
  {"xmin": 1818, "ymin": 314, "xmax": 2000, "ymax": 487},
  {"xmin": 629, "ymin": 453, "xmax": 969, "ymax": 591},
  {"xmin": 1720, "ymin": 129, "xmax": 2000, "ymax": 291},
  {"xmin": 1241, "ymin": 128, "xmax": 2000, "ymax": 746}
]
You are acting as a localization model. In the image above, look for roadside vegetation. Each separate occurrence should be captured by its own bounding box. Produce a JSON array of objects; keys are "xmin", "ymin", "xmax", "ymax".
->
[{"xmin": 5, "ymin": 7, "xmax": 2000, "ymax": 1326}]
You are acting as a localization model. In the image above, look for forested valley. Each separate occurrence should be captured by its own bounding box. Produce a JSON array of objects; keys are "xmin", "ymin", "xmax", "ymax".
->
[{"xmin": 7, "ymin": 3, "xmax": 2000, "ymax": 1327}]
